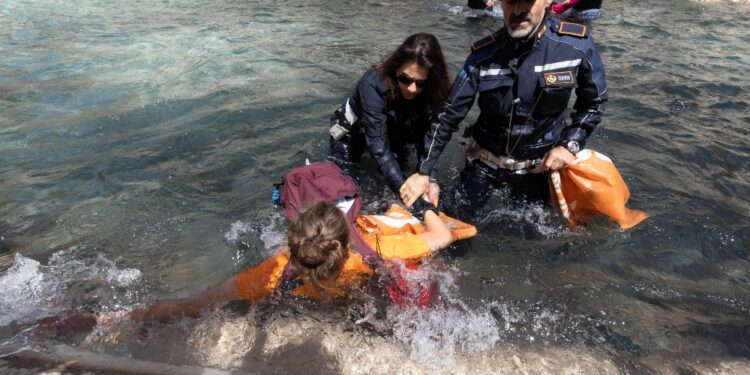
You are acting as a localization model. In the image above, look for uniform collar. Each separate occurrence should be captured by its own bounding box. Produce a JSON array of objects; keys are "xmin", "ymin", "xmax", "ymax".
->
[{"xmin": 504, "ymin": 11, "xmax": 549, "ymax": 52}]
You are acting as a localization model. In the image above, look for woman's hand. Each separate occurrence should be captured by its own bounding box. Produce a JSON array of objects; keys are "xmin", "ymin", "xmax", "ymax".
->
[
  {"xmin": 400, "ymin": 173, "xmax": 430, "ymax": 206},
  {"xmin": 541, "ymin": 146, "xmax": 575, "ymax": 171}
]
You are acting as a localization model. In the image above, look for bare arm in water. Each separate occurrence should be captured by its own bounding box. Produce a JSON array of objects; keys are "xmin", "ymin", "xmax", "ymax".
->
[
  {"xmin": 128, "ymin": 276, "xmax": 240, "ymax": 323},
  {"xmin": 420, "ymin": 209, "xmax": 454, "ymax": 251}
]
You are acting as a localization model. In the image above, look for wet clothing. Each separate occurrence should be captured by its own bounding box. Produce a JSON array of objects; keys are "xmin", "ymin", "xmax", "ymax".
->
[
  {"xmin": 233, "ymin": 207, "xmax": 476, "ymax": 301},
  {"xmin": 417, "ymin": 16, "xmax": 607, "ymax": 215},
  {"xmin": 452, "ymin": 160, "xmax": 550, "ymax": 219},
  {"xmin": 234, "ymin": 249, "xmax": 373, "ymax": 301},
  {"xmin": 467, "ymin": 0, "xmax": 491, "ymax": 10},
  {"xmin": 329, "ymin": 68, "xmax": 435, "ymax": 194}
]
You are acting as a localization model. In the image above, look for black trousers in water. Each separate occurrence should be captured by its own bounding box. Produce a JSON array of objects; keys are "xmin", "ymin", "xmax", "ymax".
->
[
  {"xmin": 453, "ymin": 159, "xmax": 550, "ymax": 221},
  {"xmin": 328, "ymin": 131, "xmax": 411, "ymax": 194}
]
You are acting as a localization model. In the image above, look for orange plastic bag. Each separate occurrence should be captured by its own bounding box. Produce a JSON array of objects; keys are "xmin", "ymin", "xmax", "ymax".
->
[{"xmin": 550, "ymin": 149, "xmax": 648, "ymax": 229}]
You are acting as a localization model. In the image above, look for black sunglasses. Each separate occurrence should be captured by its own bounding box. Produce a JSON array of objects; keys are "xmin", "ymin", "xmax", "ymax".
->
[{"xmin": 396, "ymin": 73, "xmax": 428, "ymax": 89}]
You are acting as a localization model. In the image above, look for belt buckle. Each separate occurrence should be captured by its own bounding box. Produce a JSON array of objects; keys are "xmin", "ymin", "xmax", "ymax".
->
[{"xmin": 503, "ymin": 158, "xmax": 516, "ymax": 169}]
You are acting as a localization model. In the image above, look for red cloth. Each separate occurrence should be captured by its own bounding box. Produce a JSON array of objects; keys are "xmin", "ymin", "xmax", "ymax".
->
[{"xmin": 552, "ymin": 0, "xmax": 581, "ymax": 14}]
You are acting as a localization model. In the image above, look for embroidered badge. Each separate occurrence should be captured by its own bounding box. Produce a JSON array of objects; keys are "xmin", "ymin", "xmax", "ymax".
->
[
  {"xmin": 558, "ymin": 22, "xmax": 587, "ymax": 38},
  {"xmin": 544, "ymin": 71, "xmax": 575, "ymax": 86}
]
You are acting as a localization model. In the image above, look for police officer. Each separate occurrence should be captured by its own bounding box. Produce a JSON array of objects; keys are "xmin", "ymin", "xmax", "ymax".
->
[{"xmin": 400, "ymin": 0, "xmax": 607, "ymax": 219}]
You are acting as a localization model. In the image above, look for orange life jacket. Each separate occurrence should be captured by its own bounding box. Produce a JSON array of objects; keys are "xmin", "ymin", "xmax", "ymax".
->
[{"xmin": 233, "ymin": 207, "xmax": 477, "ymax": 301}]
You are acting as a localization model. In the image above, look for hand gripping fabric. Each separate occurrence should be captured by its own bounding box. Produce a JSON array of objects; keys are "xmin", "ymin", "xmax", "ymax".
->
[
  {"xmin": 279, "ymin": 161, "xmax": 379, "ymax": 261},
  {"xmin": 549, "ymin": 149, "xmax": 649, "ymax": 229}
]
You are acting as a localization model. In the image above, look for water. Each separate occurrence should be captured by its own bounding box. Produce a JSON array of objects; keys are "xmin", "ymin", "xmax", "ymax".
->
[{"xmin": 1, "ymin": 0, "xmax": 749, "ymax": 373}]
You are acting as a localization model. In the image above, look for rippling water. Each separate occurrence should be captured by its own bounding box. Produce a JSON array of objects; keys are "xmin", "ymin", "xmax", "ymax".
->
[{"xmin": 1, "ymin": 0, "xmax": 749, "ymax": 373}]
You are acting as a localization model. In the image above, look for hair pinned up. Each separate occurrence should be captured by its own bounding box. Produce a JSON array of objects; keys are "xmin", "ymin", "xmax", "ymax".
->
[{"xmin": 287, "ymin": 201, "xmax": 350, "ymax": 290}]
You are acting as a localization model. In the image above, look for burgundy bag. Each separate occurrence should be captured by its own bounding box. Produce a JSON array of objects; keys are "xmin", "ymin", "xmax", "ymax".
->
[
  {"xmin": 278, "ymin": 161, "xmax": 378, "ymax": 260},
  {"xmin": 277, "ymin": 161, "xmax": 438, "ymax": 308}
]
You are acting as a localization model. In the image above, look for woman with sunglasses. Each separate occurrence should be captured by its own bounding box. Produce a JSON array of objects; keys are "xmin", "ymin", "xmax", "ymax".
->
[{"xmin": 328, "ymin": 33, "xmax": 450, "ymax": 207}]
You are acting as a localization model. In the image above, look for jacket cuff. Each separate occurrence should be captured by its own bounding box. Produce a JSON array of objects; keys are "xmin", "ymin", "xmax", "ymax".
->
[{"xmin": 561, "ymin": 126, "xmax": 589, "ymax": 147}]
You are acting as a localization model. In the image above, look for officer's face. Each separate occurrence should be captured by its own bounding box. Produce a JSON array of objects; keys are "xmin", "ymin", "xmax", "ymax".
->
[
  {"xmin": 502, "ymin": 0, "xmax": 552, "ymax": 39},
  {"xmin": 396, "ymin": 62, "xmax": 429, "ymax": 101}
]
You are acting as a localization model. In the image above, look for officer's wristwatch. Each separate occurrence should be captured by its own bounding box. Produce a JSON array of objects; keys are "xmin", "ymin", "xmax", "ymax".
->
[{"xmin": 564, "ymin": 140, "xmax": 580, "ymax": 155}]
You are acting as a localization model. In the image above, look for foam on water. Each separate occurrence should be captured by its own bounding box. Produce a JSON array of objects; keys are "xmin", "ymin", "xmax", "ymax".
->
[
  {"xmin": 0, "ymin": 254, "xmax": 49, "ymax": 326},
  {"xmin": 0, "ymin": 248, "xmax": 143, "ymax": 326},
  {"xmin": 443, "ymin": 3, "xmax": 503, "ymax": 18},
  {"xmin": 223, "ymin": 214, "xmax": 286, "ymax": 259},
  {"xmin": 482, "ymin": 198, "xmax": 572, "ymax": 237},
  {"xmin": 387, "ymin": 262, "xmax": 500, "ymax": 368}
]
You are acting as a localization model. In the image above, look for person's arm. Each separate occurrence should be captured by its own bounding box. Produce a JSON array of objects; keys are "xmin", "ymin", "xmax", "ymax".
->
[
  {"xmin": 565, "ymin": 35, "xmax": 608, "ymax": 148},
  {"xmin": 358, "ymin": 75, "xmax": 407, "ymax": 193},
  {"xmin": 419, "ymin": 210, "xmax": 454, "ymax": 251},
  {"xmin": 401, "ymin": 59, "xmax": 481, "ymax": 205},
  {"xmin": 544, "ymin": 35, "xmax": 608, "ymax": 171},
  {"xmin": 129, "ymin": 277, "xmax": 240, "ymax": 323},
  {"xmin": 128, "ymin": 250, "xmax": 290, "ymax": 323}
]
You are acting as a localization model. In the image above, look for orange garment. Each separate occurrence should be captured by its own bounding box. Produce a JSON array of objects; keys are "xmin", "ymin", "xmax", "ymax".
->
[
  {"xmin": 355, "ymin": 205, "xmax": 477, "ymax": 261},
  {"xmin": 233, "ymin": 207, "xmax": 477, "ymax": 301},
  {"xmin": 234, "ymin": 250, "xmax": 372, "ymax": 302},
  {"xmin": 550, "ymin": 149, "xmax": 649, "ymax": 229}
]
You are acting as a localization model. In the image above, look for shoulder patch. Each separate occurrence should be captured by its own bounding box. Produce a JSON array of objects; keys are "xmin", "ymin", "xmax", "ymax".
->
[
  {"xmin": 471, "ymin": 34, "xmax": 496, "ymax": 52},
  {"xmin": 558, "ymin": 22, "xmax": 587, "ymax": 38}
]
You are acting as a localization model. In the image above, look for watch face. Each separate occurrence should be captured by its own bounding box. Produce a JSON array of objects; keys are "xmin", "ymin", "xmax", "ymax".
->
[{"xmin": 566, "ymin": 141, "xmax": 580, "ymax": 154}]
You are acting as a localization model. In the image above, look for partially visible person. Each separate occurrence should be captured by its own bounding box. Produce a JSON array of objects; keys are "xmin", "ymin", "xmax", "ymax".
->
[
  {"xmin": 328, "ymin": 33, "xmax": 450, "ymax": 207},
  {"xmin": 468, "ymin": 0, "xmax": 495, "ymax": 10},
  {"xmin": 551, "ymin": 0, "xmax": 602, "ymax": 21},
  {"xmin": 400, "ymin": 0, "xmax": 608, "ymax": 220},
  {"xmin": 129, "ymin": 201, "xmax": 475, "ymax": 322}
]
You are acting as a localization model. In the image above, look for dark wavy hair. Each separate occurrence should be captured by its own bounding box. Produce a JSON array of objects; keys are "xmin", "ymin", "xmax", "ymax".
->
[
  {"xmin": 287, "ymin": 201, "xmax": 350, "ymax": 290},
  {"xmin": 375, "ymin": 33, "xmax": 450, "ymax": 119}
]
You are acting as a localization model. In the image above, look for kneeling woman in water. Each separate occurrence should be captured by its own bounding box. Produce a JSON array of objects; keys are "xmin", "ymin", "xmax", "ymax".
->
[
  {"xmin": 131, "ymin": 201, "xmax": 474, "ymax": 322},
  {"xmin": 328, "ymin": 33, "xmax": 450, "ymax": 206}
]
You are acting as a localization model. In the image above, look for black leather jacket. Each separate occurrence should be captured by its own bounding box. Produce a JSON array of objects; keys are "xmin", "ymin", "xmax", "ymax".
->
[
  {"xmin": 418, "ymin": 16, "xmax": 608, "ymax": 175},
  {"xmin": 342, "ymin": 68, "xmax": 433, "ymax": 192}
]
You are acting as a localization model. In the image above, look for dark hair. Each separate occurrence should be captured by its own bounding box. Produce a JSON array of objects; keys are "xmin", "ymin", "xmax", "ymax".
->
[
  {"xmin": 375, "ymin": 33, "xmax": 450, "ymax": 119},
  {"xmin": 287, "ymin": 201, "xmax": 350, "ymax": 290}
]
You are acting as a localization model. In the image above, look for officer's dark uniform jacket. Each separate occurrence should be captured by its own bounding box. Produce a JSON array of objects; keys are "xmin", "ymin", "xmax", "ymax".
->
[
  {"xmin": 417, "ymin": 16, "xmax": 607, "ymax": 176},
  {"xmin": 334, "ymin": 68, "xmax": 434, "ymax": 193}
]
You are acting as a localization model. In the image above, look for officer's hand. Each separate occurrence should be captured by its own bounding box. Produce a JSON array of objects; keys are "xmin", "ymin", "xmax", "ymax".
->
[
  {"xmin": 426, "ymin": 182, "xmax": 440, "ymax": 207},
  {"xmin": 542, "ymin": 146, "xmax": 575, "ymax": 171},
  {"xmin": 486, "ymin": 0, "xmax": 494, "ymax": 9},
  {"xmin": 400, "ymin": 173, "xmax": 430, "ymax": 206}
]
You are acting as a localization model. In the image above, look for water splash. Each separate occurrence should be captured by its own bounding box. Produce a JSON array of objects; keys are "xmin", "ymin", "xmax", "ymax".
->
[
  {"xmin": 0, "ymin": 248, "xmax": 143, "ymax": 326},
  {"xmin": 483, "ymin": 198, "xmax": 571, "ymax": 237},
  {"xmin": 223, "ymin": 214, "xmax": 286, "ymax": 259},
  {"xmin": 387, "ymin": 262, "xmax": 500, "ymax": 368},
  {"xmin": 0, "ymin": 253, "xmax": 50, "ymax": 326},
  {"xmin": 442, "ymin": 3, "xmax": 502, "ymax": 18}
]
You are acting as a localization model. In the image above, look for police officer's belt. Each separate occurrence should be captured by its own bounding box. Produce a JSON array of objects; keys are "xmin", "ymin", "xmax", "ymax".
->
[{"xmin": 458, "ymin": 137, "xmax": 543, "ymax": 173}]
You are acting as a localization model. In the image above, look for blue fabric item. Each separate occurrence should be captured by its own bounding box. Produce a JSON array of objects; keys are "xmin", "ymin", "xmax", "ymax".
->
[{"xmin": 417, "ymin": 15, "xmax": 608, "ymax": 176}]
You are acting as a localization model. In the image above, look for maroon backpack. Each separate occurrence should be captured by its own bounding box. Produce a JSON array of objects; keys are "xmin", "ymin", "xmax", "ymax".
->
[
  {"xmin": 276, "ymin": 161, "xmax": 438, "ymax": 308},
  {"xmin": 277, "ymin": 161, "xmax": 378, "ymax": 261}
]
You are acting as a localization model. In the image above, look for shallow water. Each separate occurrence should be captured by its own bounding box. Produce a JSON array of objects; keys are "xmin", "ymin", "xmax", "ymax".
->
[{"xmin": 1, "ymin": 0, "xmax": 749, "ymax": 373}]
